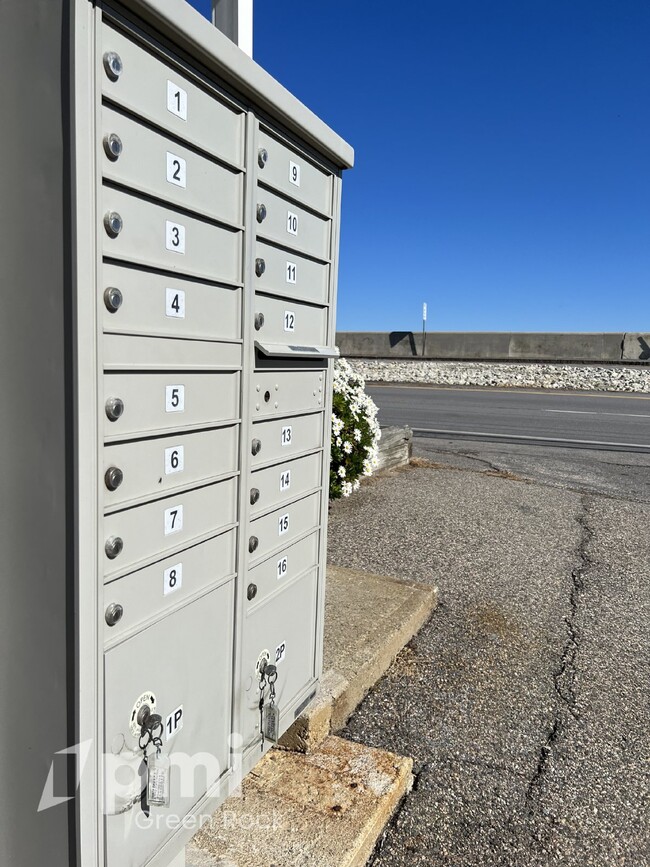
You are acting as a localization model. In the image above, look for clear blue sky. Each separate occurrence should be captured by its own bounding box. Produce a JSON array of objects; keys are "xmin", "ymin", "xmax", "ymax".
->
[{"xmin": 189, "ymin": 1, "xmax": 649, "ymax": 332}]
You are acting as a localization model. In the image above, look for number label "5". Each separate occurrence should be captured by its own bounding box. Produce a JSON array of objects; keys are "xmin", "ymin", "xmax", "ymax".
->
[{"xmin": 165, "ymin": 385, "xmax": 185, "ymax": 413}]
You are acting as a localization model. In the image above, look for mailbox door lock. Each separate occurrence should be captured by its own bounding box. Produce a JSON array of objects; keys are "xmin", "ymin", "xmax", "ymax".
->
[
  {"xmin": 249, "ymin": 536, "xmax": 259, "ymax": 554},
  {"xmin": 250, "ymin": 488, "xmax": 260, "ymax": 505},
  {"xmin": 251, "ymin": 438, "xmax": 262, "ymax": 456},
  {"xmin": 255, "ymin": 258, "xmax": 266, "ymax": 277},
  {"xmin": 103, "ymin": 51, "xmax": 123, "ymax": 81},
  {"xmin": 103, "ymin": 133, "xmax": 123, "ymax": 161},
  {"xmin": 254, "ymin": 312, "xmax": 265, "ymax": 331},
  {"xmin": 105, "ymin": 603, "xmax": 124, "ymax": 627},
  {"xmin": 104, "ymin": 211, "xmax": 123, "ymax": 238},
  {"xmin": 247, "ymin": 583, "xmax": 258, "ymax": 601},
  {"xmin": 103, "ymin": 286, "xmax": 123, "ymax": 313},
  {"xmin": 105, "ymin": 536, "xmax": 124, "ymax": 560},
  {"xmin": 256, "ymin": 203, "xmax": 267, "ymax": 223},
  {"xmin": 104, "ymin": 466, "xmax": 124, "ymax": 491},
  {"xmin": 258, "ymin": 148, "xmax": 268, "ymax": 168},
  {"xmin": 105, "ymin": 397, "xmax": 124, "ymax": 422}
]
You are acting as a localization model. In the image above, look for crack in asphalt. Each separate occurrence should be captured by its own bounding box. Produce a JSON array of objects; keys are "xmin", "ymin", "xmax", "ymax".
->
[{"xmin": 525, "ymin": 495, "xmax": 594, "ymax": 807}]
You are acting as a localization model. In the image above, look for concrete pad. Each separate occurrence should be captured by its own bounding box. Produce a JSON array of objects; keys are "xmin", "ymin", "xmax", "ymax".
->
[
  {"xmin": 186, "ymin": 736, "xmax": 413, "ymax": 867},
  {"xmin": 280, "ymin": 565, "xmax": 438, "ymax": 751}
]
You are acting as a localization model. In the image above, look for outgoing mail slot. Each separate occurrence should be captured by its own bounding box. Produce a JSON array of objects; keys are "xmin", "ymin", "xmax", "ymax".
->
[
  {"xmin": 250, "ymin": 452, "xmax": 321, "ymax": 515},
  {"xmin": 258, "ymin": 129, "xmax": 332, "ymax": 215},
  {"xmin": 255, "ymin": 241, "xmax": 329, "ymax": 305},
  {"xmin": 103, "ymin": 425, "xmax": 239, "ymax": 511},
  {"xmin": 104, "ymin": 585, "xmax": 233, "ymax": 867},
  {"xmin": 255, "ymin": 188, "xmax": 330, "ymax": 260},
  {"xmin": 103, "ymin": 477, "xmax": 237, "ymax": 580},
  {"xmin": 103, "ymin": 371, "xmax": 239, "ymax": 440},
  {"xmin": 241, "ymin": 565, "xmax": 318, "ymax": 747},
  {"xmin": 102, "ymin": 106, "xmax": 243, "ymax": 226},
  {"xmin": 102, "ymin": 188, "xmax": 241, "ymax": 284},
  {"xmin": 251, "ymin": 412, "xmax": 324, "ymax": 469},
  {"xmin": 102, "ymin": 263, "xmax": 241, "ymax": 342},
  {"xmin": 103, "ymin": 530, "xmax": 236, "ymax": 644},
  {"xmin": 101, "ymin": 23, "xmax": 244, "ymax": 167},
  {"xmin": 253, "ymin": 295, "xmax": 328, "ymax": 348},
  {"xmin": 251, "ymin": 370, "xmax": 325, "ymax": 419},
  {"xmin": 248, "ymin": 492, "xmax": 321, "ymax": 566}
]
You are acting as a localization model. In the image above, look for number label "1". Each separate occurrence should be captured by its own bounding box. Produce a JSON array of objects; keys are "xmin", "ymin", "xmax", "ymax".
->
[{"xmin": 167, "ymin": 81, "xmax": 187, "ymax": 120}]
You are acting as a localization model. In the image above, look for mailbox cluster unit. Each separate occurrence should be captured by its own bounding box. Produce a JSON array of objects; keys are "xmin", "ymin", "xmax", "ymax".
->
[{"xmin": 0, "ymin": 2, "xmax": 352, "ymax": 867}]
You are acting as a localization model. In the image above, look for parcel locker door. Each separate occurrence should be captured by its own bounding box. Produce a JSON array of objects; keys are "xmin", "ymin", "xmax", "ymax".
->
[
  {"xmin": 241, "ymin": 568, "xmax": 319, "ymax": 748},
  {"xmin": 104, "ymin": 583, "xmax": 234, "ymax": 867}
]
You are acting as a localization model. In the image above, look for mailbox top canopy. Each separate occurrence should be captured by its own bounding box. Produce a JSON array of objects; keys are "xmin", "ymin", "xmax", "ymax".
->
[{"xmin": 117, "ymin": 0, "xmax": 355, "ymax": 169}]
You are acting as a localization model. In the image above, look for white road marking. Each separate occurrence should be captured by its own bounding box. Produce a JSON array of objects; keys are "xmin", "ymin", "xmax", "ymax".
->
[
  {"xmin": 546, "ymin": 410, "xmax": 650, "ymax": 419},
  {"xmin": 412, "ymin": 428, "xmax": 650, "ymax": 449}
]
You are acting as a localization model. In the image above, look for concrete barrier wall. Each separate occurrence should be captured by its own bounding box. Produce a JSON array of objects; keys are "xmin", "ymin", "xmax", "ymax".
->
[{"xmin": 335, "ymin": 332, "xmax": 650, "ymax": 363}]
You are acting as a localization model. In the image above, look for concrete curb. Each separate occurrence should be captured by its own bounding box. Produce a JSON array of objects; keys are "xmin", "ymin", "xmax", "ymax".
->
[
  {"xmin": 280, "ymin": 565, "xmax": 438, "ymax": 752},
  {"xmin": 186, "ymin": 736, "xmax": 413, "ymax": 867}
]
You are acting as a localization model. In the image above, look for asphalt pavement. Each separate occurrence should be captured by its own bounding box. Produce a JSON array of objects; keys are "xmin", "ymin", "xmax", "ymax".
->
[
  {"xmin": 367, "ymin": 384, "xmax": 650, "ymax": 452},
  {"xmin": 326, "ymin": 422, "xmax": 650, "ymax": 866}
]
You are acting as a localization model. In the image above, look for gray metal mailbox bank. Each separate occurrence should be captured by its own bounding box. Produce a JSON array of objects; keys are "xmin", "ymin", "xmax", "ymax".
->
[{"xmin": 0, "ymin": 2, "xmax": 353, "ymax": 866}]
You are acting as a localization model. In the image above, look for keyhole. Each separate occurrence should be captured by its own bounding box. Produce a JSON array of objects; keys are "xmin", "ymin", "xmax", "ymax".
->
[{"xmin": 264, "ymin": 391, "xmax": 271, "ymax": 403}]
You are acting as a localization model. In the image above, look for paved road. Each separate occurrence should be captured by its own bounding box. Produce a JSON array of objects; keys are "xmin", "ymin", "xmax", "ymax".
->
[
  {"xmin": 367, "ymin": 384, "xmax": 650, "ymax": 452},
  {"xmin": 327, "ymin": 444, "xmax": 650, "ymax": 866}
]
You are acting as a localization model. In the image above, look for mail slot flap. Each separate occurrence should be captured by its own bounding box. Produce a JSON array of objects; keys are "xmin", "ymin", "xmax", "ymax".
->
[
  {"xmin": 253, "ymin": 293, "xmax": 329, "ymax": 348},
  {"xmin": 103, "ymin": 478, "xmax": 237, "ymax": 580},
  {"xmin": 104, "ymin": 334, "xmax": 241, "ymax": 371},
  {"xmin": 241, "ymin": 566, "xmax": 318, "ymax": 747},
  {"xmin": 102, "ymin": 188, "xmax": 242, "ymax": 285},
  {"xmin": 103, "ymin": 531, "xmax": 236, "ymax": 645},
  {"xmin": 104, "ymin": 584, "xmax": 234, "ymax": 867},
  {"xmin": 102, "ymin": 105, "xmax": 243, "ymax": 226},
  {"xmin": 251, "ymin": 413, "xmax": 325, "ymax": 469},
  {"xmin": 103, "ymin": 371, "xmax": 239, "ymax": 441},
  {"xmin": 258, "ymin": 128, "xmax": 332, "ymax": 215},
  {"xmin": 102, "ymin": 263, "xmax": 241, "ymax": 342},
  {"xmin": 104, "ymin": 425, "xmax": 239, "ymax": 512},
  {"xmin": 255, "ymin": 241, "xmax": 329, "ymax": 306},
  {"xmin": 248, "ymin": 492, "xmax": 321, "ymax": 566},
  {"xmin": 255, "ymin": 341, "xmax": 338, "ymax": 360},
  {"xmin": 250, "ymin": 452, "xmax": 322, "ymax": 516},
  {"xmin": 255, "ymin": 187, "xmax": 330, "ymax": 260},
  {"xmin": 101, "ymin": 23, "xmax": 244, "ymax": 167},
  {"xmin": 251, "ymin": 370, "xmax": 325, "ymax": 420}
]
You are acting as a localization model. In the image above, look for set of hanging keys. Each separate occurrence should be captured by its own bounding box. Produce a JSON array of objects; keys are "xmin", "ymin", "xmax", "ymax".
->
[
  {"xmin": 138, "ymin": 709, "xmax": 171, "ymax": 813},
  {"xmin": 258, "ymin": 659, "xmax": 280, "ymax": 750}
]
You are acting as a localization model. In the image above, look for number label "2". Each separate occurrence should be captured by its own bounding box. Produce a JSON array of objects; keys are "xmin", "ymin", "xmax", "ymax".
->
[{"xmin": 166, "ymin": 152, "xmax": 187, "ymax": 188}]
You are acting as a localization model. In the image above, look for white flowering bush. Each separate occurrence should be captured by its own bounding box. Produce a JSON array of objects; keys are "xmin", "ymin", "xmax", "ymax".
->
[{"xmin": 330, "ymin": 358, "xmax": 381, "ymax": 499}]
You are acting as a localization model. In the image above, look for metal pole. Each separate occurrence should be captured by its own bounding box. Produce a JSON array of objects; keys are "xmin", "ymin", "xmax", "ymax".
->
[{"xmin": 422, "ymin": 302, "xmax": 427, "ymax": 357}]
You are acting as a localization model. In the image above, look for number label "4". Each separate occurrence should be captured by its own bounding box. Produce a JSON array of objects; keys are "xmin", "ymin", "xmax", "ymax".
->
[{"xmin": 166, "ymin": 288, "xmax": 185, "ymax": 319}]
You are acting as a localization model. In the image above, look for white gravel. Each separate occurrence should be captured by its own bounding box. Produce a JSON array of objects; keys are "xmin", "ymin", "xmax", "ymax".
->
[{"xmin": 347, "ymin": 359, "xmax": 650, "ymax": 393}]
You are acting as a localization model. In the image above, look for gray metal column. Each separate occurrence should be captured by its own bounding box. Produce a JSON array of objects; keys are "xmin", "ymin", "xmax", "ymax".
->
[{"xmin": 0, "ymin": 1, "xmax": 75, "ymax": 865}]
